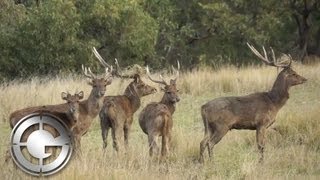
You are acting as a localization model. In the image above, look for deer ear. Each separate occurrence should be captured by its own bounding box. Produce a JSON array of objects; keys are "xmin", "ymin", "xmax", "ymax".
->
[
  {"xmin": 160, "ymin": 87, "xmax": 166, "ymax": 92},
  {"xmin": 105, "ymin": 78, "xmax": 112, "ymax": 85},
  {"xmin": 87, "ymin": 80, "xmax": 94, "ymax": 86},
  {"xmin": 61, "ymin": 92, "xmax": 68, "ymax": 100},
  {"xmin": 133, "ymin": 74, "xmax": 141, "ymax": 83},
  {"xmin": 78, "ymin": 91, "xmax": 84, "ymax": 99}
]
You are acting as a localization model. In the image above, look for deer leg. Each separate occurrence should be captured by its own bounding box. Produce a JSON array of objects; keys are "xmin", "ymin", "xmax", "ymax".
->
[
  {"xmin": 5, "ymin": 149, "xmax": 11, "ymax": 163},
  {"xmin": 73, "ymin": 135, "xmax": 82, "ymax": 157},
  {"xmin": 207, "ymin": 127, "xmax": 228, "ymax": 158},
  {"xmin": 161, "ymin": 134, "xmax": 168, "ymax": 158},
  {"xmin": 112, "ymin": 124, "xmax": 124, "ymax": 152},
  {"xmin": 148, "ymin": 134, "xmax": 157, "ymax": 157},
  {"xmin": 101, "ymin": 126, "xmax": 107, "ymax": 149},
  {"xmin": 199, "ymin": 134, "xmax": 211, "ymax": 163},
  {"xmin": 124, "ymin": 123, "xmax": 131, "ymax": 149},
  {"xmin": 100, "ymin": 112, "xmax": 110, "ymax": 150},
  {"xmin": 101, "ymin": 122, "xmax": 110, "ymax": 150},
  {"xmin": 111, "ymin": 127, "xmax": 118, "ymax": 152},
  {"xmin": 110, "ymin": 119, "xmax": 118, "ymax": 152},
  {"xmin": 167, "ymin": 130, "xmax": 172, "ymax": 152},
  {"xmin": 256, "ymin": 126, "xmax": 266, "ymax": 162}
]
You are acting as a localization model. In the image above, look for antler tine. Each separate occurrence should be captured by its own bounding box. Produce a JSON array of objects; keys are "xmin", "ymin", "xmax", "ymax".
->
[
  {"xmin": 288, "ymin": 54, "xmax": 292, "ymax": 67},
  {"xmin": 114, "ymin": 58, "xmax": 122, "ymax": 77},
  {"xmin": 115, "ymin": 58, "xmax": 120, "ymax": 70},
  {"xmin": 171, "ymin": 60, "xmax": 180, "ymax": 80},
  {"xmin": 88, "ymin": 67, "xmax": 97, "ymax": 78},
  {"xmin": 113, "ymin": 58, "xmax": 134, "ymax": 79},
  {"xmin": 270, "ymin": 47, "xmax": 276, "ymax": 64},
  {"xmin": 104, "ymin": 66, "xmax": 113, "ymax": 79},
  {"xmin": 92, "ymin": 47, "xmax": 112, "ymax": 69},
  {"xmin": 159, "ymin": 74, "xmax": 166, "ymax": 82},
  {"xmin": 276, "ymin": 53, "xmax": 292, "ymax": 68},
  {"xmin": 146, "ymin": 66, "xmax": 167, "ymax": 86},
  {"xmin": 81, "ymin": 64, "xmax": 94, "ymax": 79},
  {"xmin": 247, "ymin": 42, "xmax": 277, "ymax": 67}
]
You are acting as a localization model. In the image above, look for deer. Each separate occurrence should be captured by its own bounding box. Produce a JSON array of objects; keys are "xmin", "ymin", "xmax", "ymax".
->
[
  {"xmin": 5, "ymin": 91, "xmax": 84, "ymax": 162},
  {"xmin": 199, "ymin": 43, "xmax": 307, "ymax": 163},
  {"xmin": 61, "ymin": 91, "xmax": 84, "ymax": 131},
  {"xmin": 138, "ymin": 62, "xmax": 180, "ymax": 159},
  {"xmin": 9, "ymin": 91, "xmax": 84, "ymax": 130},
  {"xmin": 92, "ymin": 48, "xmax": 157, "ymax": 152},
  {"xmin": 68, "ymin": 62, "xmax": 113, "ymax": 150}
]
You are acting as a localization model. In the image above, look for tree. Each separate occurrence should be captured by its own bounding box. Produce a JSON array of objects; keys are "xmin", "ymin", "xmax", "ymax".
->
[{"xmin": 287, "ymin": 0, "xmax": 320, "ymax": 61}]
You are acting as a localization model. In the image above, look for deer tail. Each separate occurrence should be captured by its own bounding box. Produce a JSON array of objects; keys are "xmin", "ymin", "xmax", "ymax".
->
[{"xmin": 201, "ymin": 106, "xmax": 209, "ymax": 136}]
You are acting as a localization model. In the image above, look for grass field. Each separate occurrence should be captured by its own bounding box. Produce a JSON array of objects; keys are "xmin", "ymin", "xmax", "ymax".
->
[{"xmin": 0, "ymin": 63, "xmax": 320, "ymax": 179}]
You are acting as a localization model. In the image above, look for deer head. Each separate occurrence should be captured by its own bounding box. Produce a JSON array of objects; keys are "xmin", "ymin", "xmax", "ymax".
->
[
  {"xmin": 146, "ymin": 61, "xmax": 180, "ymax": 104},
  {"xmin": 93, "ymin": 48, "xmax": 157, "ymax": 97},
  {"xmin": 82, "ymin": 48, "xmax": 113, "ymax": 98},
  {"xmin": 124, "ymin": 74, "xmax": 157, "ymax": 97},
  {"xmin": 61, "ymin": 91, "xmax": 84, "ymax": 123},
  {"xmin": 247, "ymin": 43, "xmax": 307, "ymax": 88}
]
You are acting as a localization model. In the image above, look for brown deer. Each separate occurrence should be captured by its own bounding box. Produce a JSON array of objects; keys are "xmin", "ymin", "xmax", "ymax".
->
[
  {"xmin": 139, "ymin": 63, "xmax": 180, "ymax": 159},
  {"xmin": 61, "ymin": 91, "xmax": 84, "ymax": 131},
  {"xmin": 199, "ymin": 43, "xmax": 307, "ymax": 163},
  {"xmin": 92, "ymin": 48, "xmax": 157, "ymax": 152},
  {"xmin": 9, "ymin": 91, "xmax": 84, "ymax": 130},
  {"xmin": 5, "ymin": 91, "xmax": 84, "ymax": 162},
  {"xmin": 68, "ymin": 64, "xmax": 113, "ymax": 150}
]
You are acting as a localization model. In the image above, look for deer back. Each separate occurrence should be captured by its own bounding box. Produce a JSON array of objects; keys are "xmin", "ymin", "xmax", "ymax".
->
[{"xmin": 139, "ymin": 102, "xmax": 172, "ymax": 135}]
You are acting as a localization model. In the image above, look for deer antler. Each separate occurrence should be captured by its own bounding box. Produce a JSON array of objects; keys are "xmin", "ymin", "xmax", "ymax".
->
[
  {"xmin": 114, "ymin": 58, "xmax": 144, "ymax": 79},
  {"xmin": 82, "ymin": 65, "xmax": 95, "ymax": 79},
  {"xmin": 87, "ymin": 67, "xmax": 97, "ymax": 78},
  {"xmin": 104, "ymin": 66, "xmax": 112, "ymax": 79},
  {"xmin": 246, "ymin": 43, "xmax": 291, "ymax": 68},
  {"xmin": 93, "ymin": 47, "xmax": 117, "ymax": 78},
  {"xmin": 146, "ymin": 66, "xmax": 168, "ymax": 86},
  {"xmin": 114, "ymin": 58, "xmax": 129, "ymax": 78},
  {"xmin": 92, "ymin": 47, "xmax": 112, "ymax": 69},
  {"xmin": 171, "ymin": 60, "xmax": 180, "ymax": 80}
]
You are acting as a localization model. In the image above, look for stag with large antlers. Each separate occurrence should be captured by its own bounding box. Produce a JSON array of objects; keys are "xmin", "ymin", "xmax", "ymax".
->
[
  {"xmin": 93, "ymin": 48, "xmax": 157, "ymax": 152},
  {"xmin": 199, "ymin": 43, "xmax": 307, "ymax": 163},
  {"xmin": 139, "ymin": 62, "xmax": 180, "ymax": 159}
]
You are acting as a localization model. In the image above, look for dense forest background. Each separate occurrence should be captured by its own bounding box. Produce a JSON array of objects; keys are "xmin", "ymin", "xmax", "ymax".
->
[{"xmin": 0, "ymin": 0, "xmax": 319, "ymax": 79}]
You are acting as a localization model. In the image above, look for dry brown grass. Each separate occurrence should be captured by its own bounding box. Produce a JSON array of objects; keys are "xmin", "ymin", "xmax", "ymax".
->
[{"xmin": 0, "ymin": 63, "xmax": 319, "ymax": 179}]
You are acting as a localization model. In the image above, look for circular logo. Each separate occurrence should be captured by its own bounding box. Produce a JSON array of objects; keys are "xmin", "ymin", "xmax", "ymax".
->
[{"xmin": 10, "ymin": 113, "xmax": 73, "ymax": 176}]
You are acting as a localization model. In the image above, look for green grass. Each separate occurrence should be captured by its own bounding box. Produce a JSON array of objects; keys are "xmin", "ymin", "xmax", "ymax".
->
[{"xmin": 0, "ymin": 64, "xmax": 320, "ymax": 179}]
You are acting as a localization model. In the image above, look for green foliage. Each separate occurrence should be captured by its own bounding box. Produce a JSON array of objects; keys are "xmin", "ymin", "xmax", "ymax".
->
[
  {"xmin": 0, "ymin": 0, "xmax": 91, "ymax": 79},
  {"xmin": 0, "ymin": 0, "xmax": 319, "ymax": 79}
]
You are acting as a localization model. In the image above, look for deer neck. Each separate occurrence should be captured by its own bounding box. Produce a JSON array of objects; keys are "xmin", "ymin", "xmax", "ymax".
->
[
  {"xmin": 85, "ymin": 90, "xmax": 104, "ymax": 118},
  {"xmin": 268, "ymin": 74, "xmax": 290, "ymax": 109},
  {"xmin": 160, "ymin": 95, "xmax": 176, "ymax": 114},
  {"xmin": 124, "ymin": 85, "xmax": 141, "ymax": 113}
]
